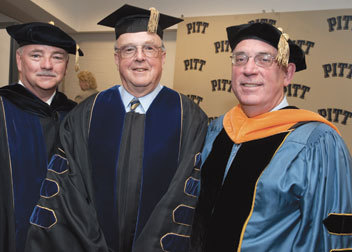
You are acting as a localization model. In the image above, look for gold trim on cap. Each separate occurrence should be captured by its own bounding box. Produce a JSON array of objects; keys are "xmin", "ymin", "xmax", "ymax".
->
[
  {"xmin": 275, "ymin": 27, "xmax": 290, "ymax": 68},
  {"xmin": 75, "ymin": 44, "xmax": 80, "ymax": 72},
  {"xmin": 148, "ymin": 7, "xmax": 160, "ymax": 34}
]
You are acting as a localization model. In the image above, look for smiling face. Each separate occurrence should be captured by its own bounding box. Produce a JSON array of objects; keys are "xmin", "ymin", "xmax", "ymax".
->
[
  {"xmin": 16, "ymin": 44, "xmax": 69, "ymax": 102},
  {"xmin": 114, "ymin": 31, "xmax": 166, "ymax": 97},
  {"xmin": 231, "ymin": 39, "xmax": 296, "ymax": 117}
]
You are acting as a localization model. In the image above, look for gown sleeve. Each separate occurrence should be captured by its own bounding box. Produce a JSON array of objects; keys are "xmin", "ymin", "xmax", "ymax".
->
[
  {"xmin": 297, "ymin": 123, "xmax": 352, "ymax": 251},
  {"xmin": 25, "ymin": 95, "xmax": 110, "ymax": 252},
  {"xmin": 231, "ymin": 122, "xmax": 352, "ymax": 251}
]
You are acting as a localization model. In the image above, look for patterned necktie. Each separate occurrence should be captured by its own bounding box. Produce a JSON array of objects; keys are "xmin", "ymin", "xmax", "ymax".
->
[{"xmin": 130, "ymin": 98, "xmax": 140, "ymax": 112}]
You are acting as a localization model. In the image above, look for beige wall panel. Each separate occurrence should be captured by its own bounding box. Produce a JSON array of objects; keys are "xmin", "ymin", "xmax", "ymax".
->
[{"xmin": 0, "ymin": 29, "xmax": 11, "ymax": 87}]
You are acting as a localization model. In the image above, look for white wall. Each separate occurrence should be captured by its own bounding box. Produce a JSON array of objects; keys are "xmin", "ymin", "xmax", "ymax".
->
[{"xmin": 0, "ymin": 29, "xmax": 11, "ymax": 87}]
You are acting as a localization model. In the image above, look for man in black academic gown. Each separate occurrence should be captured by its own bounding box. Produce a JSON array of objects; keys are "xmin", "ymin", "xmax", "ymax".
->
[
  {"xmin": 0, "ymin": 22, "xmax": 83, "ymax": 252},
  {"xmin": 26, "ymin": 4, "xmax": 208, "ymax": 252}
]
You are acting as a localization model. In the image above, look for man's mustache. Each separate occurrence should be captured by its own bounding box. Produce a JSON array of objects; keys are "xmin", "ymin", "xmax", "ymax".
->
[{"xmin": 36, "ymin": 71, "xmax": 57, "ymax": 77}]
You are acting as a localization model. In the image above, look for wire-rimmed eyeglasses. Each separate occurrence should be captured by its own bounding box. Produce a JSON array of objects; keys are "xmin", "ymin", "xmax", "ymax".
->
[
  {"xmin": 115, "ymin": 44, "xmax": 162, "ymax": 58},
  {"xmin": 230, "ymin": 53, "xmax": 276, "ymax": 68}
]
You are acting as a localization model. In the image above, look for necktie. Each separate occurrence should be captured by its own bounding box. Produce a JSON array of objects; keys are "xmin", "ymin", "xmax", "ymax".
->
[{"xmin": 130, "ymin": 98, "xmax": 140, "ymax": 112}]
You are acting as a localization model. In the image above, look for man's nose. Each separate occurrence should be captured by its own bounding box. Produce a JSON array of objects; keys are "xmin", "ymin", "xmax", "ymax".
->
[
  {"xmin": 134, "ymin": 47, "xmax": 146, "ymax": 60},
  {"xmin": 242, "ymin": 57, "xmax": 259, "ymax": 74},
  {"xmin": 40, "ymin": 57, "xmax": 53, "ymax": 69}
]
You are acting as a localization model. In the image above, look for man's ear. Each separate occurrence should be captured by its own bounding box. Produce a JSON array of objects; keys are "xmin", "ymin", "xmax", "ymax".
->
[
  {"xmin": 161, "ymin": 50, "xmax": 166, "ymax": 65},
  {"xmin": 16, "ymin": 50, "xmax": 22, "ymax": 72},
  {"xmin": 114, "ymin": 51, "xmax": 120, "ymax": 67},
  {"xmin": 283, "ymin": 63, "xmax": 296, "ymax": 87},
  {"xmin": 65, "ymin": 57, "xmax": 69, "ymax": 76}
]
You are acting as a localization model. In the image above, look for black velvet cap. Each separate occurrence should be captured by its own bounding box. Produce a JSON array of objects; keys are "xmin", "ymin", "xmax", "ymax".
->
[
  {"xmin": 97, "ymin": 4, "xmax": 183, "ymax": 39},
  {"xmin": 226, "ymin": 23, "xmax": 306, "ymax": 72},
  {"xmin": 6, "ymin": 22, "xmax": 84, "ymax": 56}
]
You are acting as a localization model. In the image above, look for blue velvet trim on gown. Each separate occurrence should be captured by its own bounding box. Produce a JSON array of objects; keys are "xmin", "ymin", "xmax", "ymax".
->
[
  {"xmin": 184, "ymin": 177, "xmax": 200, "ymax": 197},
  {"xmin": 88, "ymin": 86, "xmax": 182, "ymax": 249},
  {"xmin": 173, "ymin": 205, "xmax": 194, "ymax": 226},
  {"xmin": 194, "ymin": 153, "xmax": 202, "ymax": 170},
  {"xmin": 39, "ymin": 179, "xmax": 59, "ymax": 198},
  {"xmin": 48, "ymin": 154, "xmax": 69, "ymax": 174},
  {"xmin": 161, "ymin": 233, "xmax": 190, "ymax": 252},
  {"xmin": 30, "ymin": 205, "xmax": 57, "ymax": 228},
  {"xmin": 3, "ymin": 99, "xmax": 48, "ymax": 251},
  {"xmin": 136, "ymin": 87, "xmax": 181, "ymax": 237},
  {"xmin": 88, "ymin": 86, "xmax": 125, "ymax": 248}
]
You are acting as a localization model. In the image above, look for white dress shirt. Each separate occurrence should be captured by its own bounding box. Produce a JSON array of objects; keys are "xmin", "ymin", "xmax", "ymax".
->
[
  {"xmin": 119, "ymin": 84, "xmax": 163, "ymax": 114},
  {"xmin": 18, "ymin": 80, "xmax": 56, "ymax": 105}
]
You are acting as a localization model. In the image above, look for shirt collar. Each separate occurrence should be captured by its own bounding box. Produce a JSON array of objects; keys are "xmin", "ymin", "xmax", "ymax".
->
[
  {"xmin": 270, "ymin": 96, "xmax": 289, "ymax": 112},
  {"xmin": 18, "ymin": 80, "xmax": 56, "ymax": 105},
  {"xmin": 119, "ymin": 84, "xmax": 163, "ymax": 113}
]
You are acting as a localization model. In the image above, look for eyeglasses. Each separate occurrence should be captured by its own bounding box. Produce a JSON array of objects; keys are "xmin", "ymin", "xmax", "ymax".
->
[
  {"xmin": 115, "ymin": 44, "xmax": 162, "ymax": 58},
  {"xmin": 230, "ymin": 53, "xmax": 276, "ymax": 68}
]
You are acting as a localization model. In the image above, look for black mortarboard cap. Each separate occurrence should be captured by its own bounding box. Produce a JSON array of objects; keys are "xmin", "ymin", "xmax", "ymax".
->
[
  {"xmin": 97, "ymin": 4, "xmax": 183, "ymax": 39},
  {"xmin": 6, "ymin": 22, "xmax": 84, "ymax": 56},
  {"xmin": 226, "ymin": 23, "xmax": 306, "ymax": 72}
]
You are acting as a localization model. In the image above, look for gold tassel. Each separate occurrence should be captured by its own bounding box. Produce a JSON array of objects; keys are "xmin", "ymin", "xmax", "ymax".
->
[
  {"xmin": 74, "ymin": 44, "xmax": 80, "ymax": 72},
  {"xmin": 148, "ymin": 7, "xmax": 160, "ymax": 33},
  {"xmin": 275, "ymin": 27, "xmax": 290, "ymax": 68}
]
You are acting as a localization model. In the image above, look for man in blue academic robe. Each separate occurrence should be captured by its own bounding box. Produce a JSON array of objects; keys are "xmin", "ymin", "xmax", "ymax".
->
[
  {"xmin": 0, "ymin": 22, "xmax": 82, "ymax": 252},
  {"xmin": 191, "ymin": 23, "xmax": 352, "ymax": 252}
]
